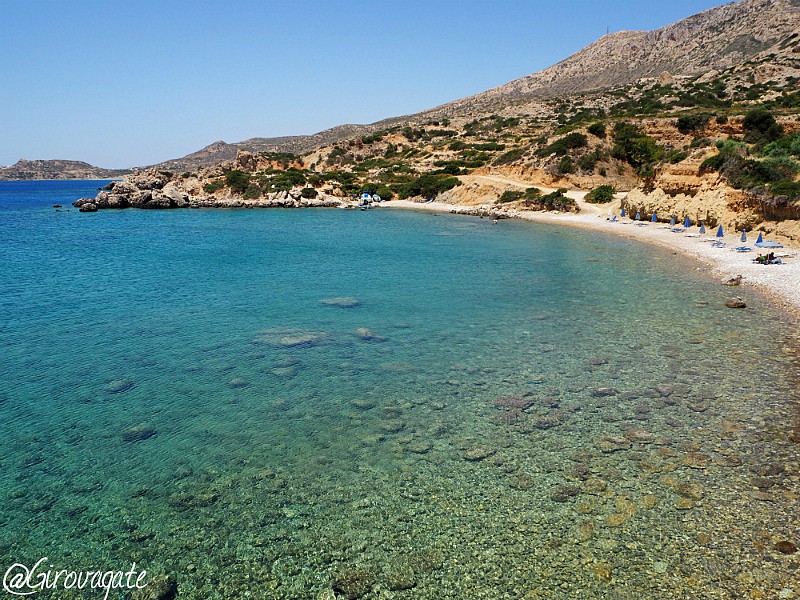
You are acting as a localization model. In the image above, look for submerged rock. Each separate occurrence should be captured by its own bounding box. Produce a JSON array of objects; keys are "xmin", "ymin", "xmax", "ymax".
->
[
  {"xmin": 331, "ymin": 570, "xmax": 376, "ymax": 599},
  {"xmin": 106, "ymin": 378, "xmax": 134, "ymax": 394},
  {"xmin": 356, "ymin": 327, "xmax": 387, "ymax": 342},
  {"xmin": 131, "ymin": 574, "xmax": 177, "ymax": 599},
  {"xmin": 550, "ymin": 484, "xmax": 580, "ymax": 502},
  {"xmin": 597, "ymin": 436, "xmax": 631, "ymax": 453},
  {"xmin": 591, "ymin": 387, "xmax": 618, "ymax": 397},
  {"xmin": 776, "ymin": 541, "xmax": 798, "ymax": 554},
  {"xmin": 725, "ymin": 297, "xmax": 747, "ymax": 309},
  {"xmin": 462, "ymin": 445, "xmax": 495, "ymax": 461},
  {"xmin": 122, "ymin": 426, "xmax": 157, "ymax": 442},
  {"xmin": 320, "ymin": 297, "xmax": 360, "ymax": 308},
  {"xmin": 723, "ymin": 275, "xmax": 743, "ymax": 286}
]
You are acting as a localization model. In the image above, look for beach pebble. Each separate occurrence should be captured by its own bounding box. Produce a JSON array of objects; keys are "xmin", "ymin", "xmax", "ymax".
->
[{"xmin": 724, "ymin": 297, "xmax": 747, "ymax": 309}]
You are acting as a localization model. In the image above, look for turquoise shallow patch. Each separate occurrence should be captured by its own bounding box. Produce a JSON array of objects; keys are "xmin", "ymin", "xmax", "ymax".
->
[{"xmin": 1, "ymin": 181, "xmax": 799, "ymax": 598}]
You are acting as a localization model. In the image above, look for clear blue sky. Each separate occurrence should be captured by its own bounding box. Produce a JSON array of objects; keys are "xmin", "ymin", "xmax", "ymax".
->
[{"xmin": 0, "ymin": 0, "xmax": 731, "ymax": 168}]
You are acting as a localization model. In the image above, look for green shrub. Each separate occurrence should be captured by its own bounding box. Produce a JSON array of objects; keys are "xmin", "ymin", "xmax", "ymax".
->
[
  {"xmin": 203, "ymin": 180, "xmax": 225, "ymax": 193},
  {"xmin": 539, "ymin": 189, "xmax": 577, "ymax": 212},
  {"xmin": 225, "ymin": 170, "xmax": 251, "ymax": 194},
  {"xmin": 498, "ymin": 190, "xmax": 524, "ymax": 203},
  {"xmin": 612, "ymin": 122, "xmax": 662, "ymax": 171},
  {"xmin": 770, "ymin": 181, "xmax": 800, "ymax": 200},
  {"xmin": 743, "ymin": 108, "xmax": 784, "ymax": 146},
  {"xmin": 243, "ymin": 183, "xmax": 261, "ymax": 199},
  {"xmin": 676, "ymin": 113, "xmax": 710, "ymax": 134},
  {"xmin": 558, "ymin": 156, "xmax": 575, "ymax": 174},
  {"xmin": 300, "ymin": 187, "xmax": 318, "ymax": 199},
  {"xmin": 587, "ymin": 123, "xmax": 606, "ymax": 138},
  {"xmin": 493, "ymin": 148, "xmax": 526, "ymax": 166},
  {"xmin": 399, "ymin": 174, "xmax": 460, "ymax": 199},
  {"xmin": 585, "ymin": 185, "xmax": 615, "ymax": 203},
  {"xmin": 537, "ymin": 132, "xmax": 588, "ymax": 157},
  {"xmin": 763, "ymin": 132, "xmax": 800, "ymax": 157}
]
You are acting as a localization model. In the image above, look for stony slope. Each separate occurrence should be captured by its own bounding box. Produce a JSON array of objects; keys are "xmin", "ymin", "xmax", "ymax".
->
[{"xmin": 441, "ymin": 0, "xmax": 800, "ymax": 107}]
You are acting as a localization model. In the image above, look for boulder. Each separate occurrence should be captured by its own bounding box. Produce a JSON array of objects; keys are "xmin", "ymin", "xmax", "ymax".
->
[
  {"xmin": 725, "ymin": 297, "xmax": 747, "ymax": 309},
  {"xmin": 78, "ymin": 202, "xmax": 98, "ymax": 212}
]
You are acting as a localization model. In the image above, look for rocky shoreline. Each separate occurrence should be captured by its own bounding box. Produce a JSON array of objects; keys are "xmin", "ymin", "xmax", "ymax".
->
[{"xmin": 72, "ymin": 169, "xmax": 346, "ymax": 212}]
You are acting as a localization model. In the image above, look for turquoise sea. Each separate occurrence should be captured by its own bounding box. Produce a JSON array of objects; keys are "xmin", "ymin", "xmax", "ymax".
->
[{"xmin": 1, "ymin": 180, "xmax": 799, "ymax": 599}]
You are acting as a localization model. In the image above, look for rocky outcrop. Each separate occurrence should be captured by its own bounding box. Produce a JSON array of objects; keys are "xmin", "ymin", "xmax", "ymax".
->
[{"xmin": 73, "ymin": 167, "xmax": 345, "ymax": 212}]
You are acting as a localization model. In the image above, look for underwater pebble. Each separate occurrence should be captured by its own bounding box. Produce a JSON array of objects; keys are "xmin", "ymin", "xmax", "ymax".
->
[
  {"xmin": 106, "ymin": 378, "xmax": 134, "ymax": 394},
  {"xmin": 597, "ymin": 436, "xmax": 631, "ymax": 453},
  {"xmin": 715, "ymin": 454, "xmax": 743, "ymax": 467},
  {"xmin": 682, "ymin": 453, "xmax": 711, "ymax": 469},
  {"xmin": 462, "ymin": 445, "xmax": 496, "ymax": 461},
  {"xmin": 550, "ymin": 484, "xmax": 580, "ymax": 502},
  {"xmin": 351, "ymin": 398, "xmax": 376, "ymax": 410},
  {"xmin": 121, "ymin": 426, "xmax": 157, "ymax": 442},
  {"xmin": 331, "ymin": 570, "xmax": 375, "ymax": 599},
  {"xmin": 319, "ymin": 297, "xmax": 361, "ymax": 308},
  {"xmin": 356, "ymin": 327, "xmax": 387, "ymax": 342},
  {"xmin": 130, "ymin": 574, "xmax": 177, "ymax": 599},
  {"xmin": 776, "ymin": 540, "xmax": 798, "ymax": 554},
  {"xmin": 381, "ymin": 419, "xmax": 406, "ymax": 433},
  {"xmin": 724, "ymin": 297, "xmax": 747, "ymax": 309},
  {"xmin": 494, "ymin": 395, "xmax": 532, "ymax": 410},
  {"xmin": 591, "ymin": 387, "xmax": 618, "ymax": 397},
  {"xmin": 228, "ymin": 377, "xmax": 249, "ymax": 388}
]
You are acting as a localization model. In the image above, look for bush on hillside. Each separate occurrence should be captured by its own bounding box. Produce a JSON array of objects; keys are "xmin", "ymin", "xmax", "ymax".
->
[
  {"xmin": 743, "ymin": 108, "xmax": 784, "ymax": 146},
  {"xmin": 225, "ymin": 170, "xmax": 251, "ymax": 194},
  {"xmin": 585, "ymin": 185, "xmax": 615, "ymax": 203},
  {"xmin": 587, "ymin": 123, "xmax": 606, "ymax": 138}
]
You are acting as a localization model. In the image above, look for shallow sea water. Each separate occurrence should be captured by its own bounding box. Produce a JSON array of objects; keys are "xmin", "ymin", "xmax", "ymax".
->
[{"xmin": 1, "ymin": 181, "xmax": 799, "ymax": 598}]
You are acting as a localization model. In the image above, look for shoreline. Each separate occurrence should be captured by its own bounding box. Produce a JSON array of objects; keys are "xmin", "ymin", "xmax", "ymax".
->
[{"xmin": 382, "ymin": 198, "xmax": 800, "ymax": 318}]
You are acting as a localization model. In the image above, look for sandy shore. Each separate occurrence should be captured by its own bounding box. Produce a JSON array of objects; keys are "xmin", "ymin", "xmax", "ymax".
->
[{"xmin": 382, "ymin": 197, "xmax": 800, "ymax": 317}]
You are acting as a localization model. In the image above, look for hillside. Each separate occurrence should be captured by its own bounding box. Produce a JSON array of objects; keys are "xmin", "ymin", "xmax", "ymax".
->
[{"xmin": 0, "ymin": 159, "xmax": 130, "ymax": 181}]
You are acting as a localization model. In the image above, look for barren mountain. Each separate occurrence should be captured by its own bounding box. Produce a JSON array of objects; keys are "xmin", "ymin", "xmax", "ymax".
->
[{"xmin": 443, "ymin": 0, "xmax": 800, "ymax": 106}]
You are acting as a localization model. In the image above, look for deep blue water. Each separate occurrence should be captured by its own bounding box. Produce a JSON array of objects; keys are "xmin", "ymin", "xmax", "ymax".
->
[{"xmin": 1, "ymin": 180, "xmax": 799, "ymax": 598}]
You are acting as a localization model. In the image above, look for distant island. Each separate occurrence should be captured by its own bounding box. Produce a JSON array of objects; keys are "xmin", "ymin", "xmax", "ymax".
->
[{"xmin": 0, "ymin": 159, "xmax": 130, "ymax": 181}]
